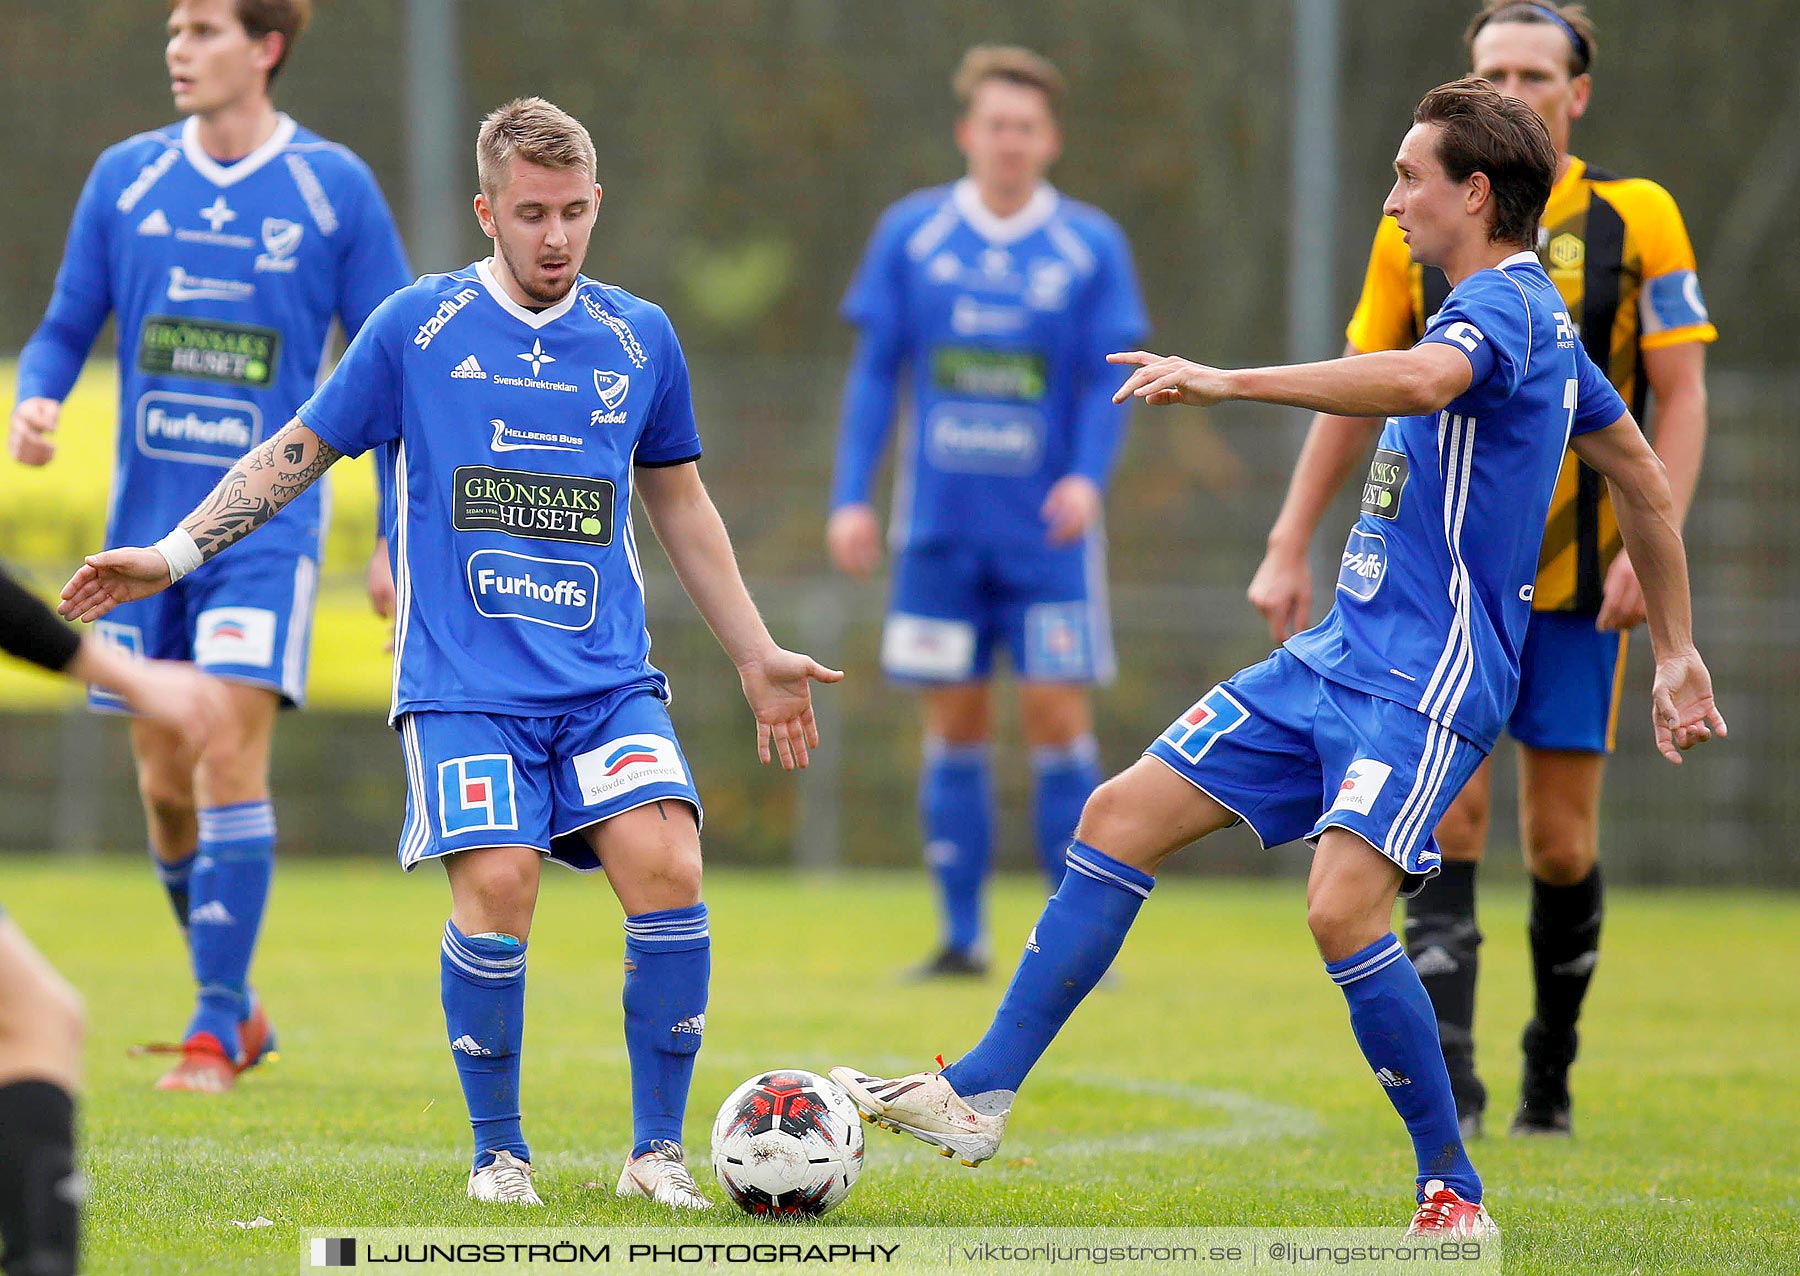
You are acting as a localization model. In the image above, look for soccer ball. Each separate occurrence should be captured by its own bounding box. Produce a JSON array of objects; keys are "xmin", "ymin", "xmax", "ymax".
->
[{"xmin": 710, "ymin": 1070, "xmax": 865, "ymax": 1216}]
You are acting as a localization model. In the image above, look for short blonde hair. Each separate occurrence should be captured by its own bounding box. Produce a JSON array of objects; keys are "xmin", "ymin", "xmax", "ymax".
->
[
  {"xmin": 952, "ymin": 45, "xmax": 1066, "ymax": 117},
  {"xmin": 476, "ymin": 97, "xmax": 597, "ymax": 198}
]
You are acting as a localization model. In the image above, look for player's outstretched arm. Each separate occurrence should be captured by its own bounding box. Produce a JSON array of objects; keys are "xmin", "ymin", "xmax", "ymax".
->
[
  {"xmin": 1107, "ymin": 345, "xmax": 1472, "ymax": 418},
  {"xmin": 1249, "ymin": 341, "xmax": 1385, "ymax": 642},
  {"xmin": 636, "ymin": 462, "xmax": 844, "ymax": 770},
  {"xmin": 58, "ymin": 419, "xmax": 342, "ymax": 623},
  {"xmin": 1572, "ymin": 415, "xmax": 1727, "ymax": 763}
]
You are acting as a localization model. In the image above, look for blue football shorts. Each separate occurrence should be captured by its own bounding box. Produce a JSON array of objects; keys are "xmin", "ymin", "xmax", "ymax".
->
[
  {"xmin": 395, "ymin": 682, "xmax": 703, "ymax": 873},
  {"xmin": 1144, "ymin": 649, "xmax": 1487, "ymax": 896},
  {"xmin": 880, "ymin": 535, "xmax": 1114, "ymax": 685},
  {"xmin": 89, "ymin": 549, "xmax": 319, "ymax": 710},
  {"xmin": 1507, "ymin": 610, "xmax": 1629, "ymax": 753}
]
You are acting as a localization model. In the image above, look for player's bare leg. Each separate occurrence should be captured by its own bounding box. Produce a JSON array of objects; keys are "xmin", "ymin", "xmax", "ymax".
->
[
  {"xmin": 144, "ymin": 684, "xmax": 282, "ymax": 1091},
  {"xmin": 1407, "ymin": 758, "xmax": 1491, "ymax": 1135},
  {"xmin": 1512, "ymin": 746, "xmax": 1606, "ymax": 1137},
  {"xmin": 129, "ymin": 718, "xmax": 200, "ymax": 930},
  {"xmin": 589, "ymin": 804, "xmax": 712, "ymax": 1209},
  {"xmin": 909, "ymin": 683, "xmax": 995, "ymax": 978},
  {"xmin": 444, "ymin": 845, "xmax": 543, "ymax": 1204},
  {"xmin": 0, "ymin": 919, "xmax": 86, "ymax": 1276},
  {"xmin": 836, "ymin": 759, "xmax": 1234, "ymax": 1164}
]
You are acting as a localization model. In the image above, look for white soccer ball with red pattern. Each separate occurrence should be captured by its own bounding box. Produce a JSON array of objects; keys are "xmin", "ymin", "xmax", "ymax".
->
[{"xmin": 710, "ymin": 1069, "xmax": 864, "ymax": 1216}]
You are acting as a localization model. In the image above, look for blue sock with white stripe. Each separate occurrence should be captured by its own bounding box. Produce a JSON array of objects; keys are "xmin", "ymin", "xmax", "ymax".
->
[
  {"xmin": 1327, "ymin": 933, "xmax": 1481, "ymax": 1202},
  {"xmin": 440, "ymin": 921, "xmax": 529, "ymax": 1169},
  {"xmin": 1030, "ymin": 736, "xmax": 1101, "ymax": 889},
  {"xmin": 943, "ymin": 842, "xmax": 1153, "ymax": 1100},
  {"xmin": 184, "ymin": 802, "xmax": 275, "ymax": 1057},
  {"xmin": 921, "ymin": 741, "xmax": 993, "ymax": 955},
  {"xmin": 152, "ymin": 849, "xmax": 198, "ymax": 934},
  {"xmin": 623, "ymin": 904, "xmax": 710, "ymax": 1157}
]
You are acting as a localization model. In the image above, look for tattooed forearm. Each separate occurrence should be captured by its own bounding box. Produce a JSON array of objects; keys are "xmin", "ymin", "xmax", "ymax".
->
[{"xmin": 179, "ymin": 419, "xmax": 342, "ymax": 560}]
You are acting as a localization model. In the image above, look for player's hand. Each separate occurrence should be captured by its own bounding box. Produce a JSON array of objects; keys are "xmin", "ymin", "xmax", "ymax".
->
[
  {"xmin": 1041, "ymin": 474, "xmax": 1102, "ymax": 546},
  {"xmin": 826, "ymin": 504, "xmax": 883, "ymax": 578},
  {"xmin": 1107, "ymin": 350, "xmax": 1234, "ymax": 407},
  {"xmin": 8, "ymin": 398, "xmax": 61, "ymax": 467},
  {"xmin": 1248, "ymin": 542, "xmax": 1313, "ymax": 642},
  {"xmin": 120, "ymin": 660, "xmax": 230, "ymax": 752},
  {"xmin": 368, "ymin": 537, "xmax": 396, "ymax": 652},
  {"xmin": 58, "ymin": 547, "xmax": 175, "ymax": 623},
  {"xmin": 1650, "ymin": 647, "xmax": 1727, "ymax": 764},
  {"xmin": 1596, "ymin": 551, "xmax": 1646, "ymax": 632},
  {"xmin": 738, "ymin": 647, "xmax": 846, "ymax": 770}
]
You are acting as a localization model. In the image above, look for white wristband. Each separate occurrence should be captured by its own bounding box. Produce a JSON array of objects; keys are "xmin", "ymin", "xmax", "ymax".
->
[{"xmin": 152, "ymin": 529, "xmax": 205, "ymax": 584}]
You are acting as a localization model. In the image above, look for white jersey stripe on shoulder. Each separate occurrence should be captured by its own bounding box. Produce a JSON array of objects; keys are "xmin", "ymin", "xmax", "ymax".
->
[
  {"xmin": 905, "ymin": 196, "xmax": 961, "ymax": 262},
  {"xmin": 1045, "ymin": 219, "xmax": 1097, "ymax": 277}
]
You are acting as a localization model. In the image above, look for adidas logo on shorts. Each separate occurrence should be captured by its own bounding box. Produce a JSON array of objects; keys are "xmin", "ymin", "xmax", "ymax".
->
[{"xmin": 451, "ymin": 354, "xmax": 487, "ymax": 379}]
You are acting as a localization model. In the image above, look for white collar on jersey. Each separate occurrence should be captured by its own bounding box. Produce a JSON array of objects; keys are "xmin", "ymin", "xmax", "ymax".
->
[
  {"xmin": 952, "ymin": 177, "xmax": 1059, "ymax": 246},
  {"xmin": 181, "ymin": 113, "xmax": 297, "ymax": 187},
  {"xmin": 1496, "ymin": 250, "xmax": 1539, "ymax": 270},
  {"xmin": 475, "ymin": 258, "xmax": 582, "ymax": 327}
]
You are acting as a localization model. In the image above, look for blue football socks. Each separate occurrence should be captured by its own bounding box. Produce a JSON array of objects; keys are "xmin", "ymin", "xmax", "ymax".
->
[
  {"xmin": 920, "ymin": 741, "xmax": 993, "ymax": 956},
  {"xmin": 943, "ymin": 842, "xmax": 1153, "ymax": 1102},
  {"xmin": 1030, "ymin": 735, "xmax": 1101, "ymax": 889},
  {"xmin": 152, "ymin": 848, "xmax": 198, "ymax": 934},
  {"xmin": 622, "ymin": 904, "xmax": 710, "ymax": 1157},
  {"xmin": 184, "ymin": 802, "xmax": 275, "ymax": 1057},
  {"xmin": 1327, "ymin": 933, "xmax": 1482, "ymax": 1202},
  {"xmin": 440, "ymin": 921, "xmax": 529, "ymax": 1169}
]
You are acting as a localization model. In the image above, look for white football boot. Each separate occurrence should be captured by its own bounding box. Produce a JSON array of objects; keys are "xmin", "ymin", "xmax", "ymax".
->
[
  {"xmin": 616, "ymin": 1140, "xmax": 712, "ymax": 1210},
  {"xmin": 829, "ymin": 1066, "xmax": 1008, "ymax": 1166},
  {"xmin": 466, "ymin": 1149, "xmax": 543, "ymax": 1205}
]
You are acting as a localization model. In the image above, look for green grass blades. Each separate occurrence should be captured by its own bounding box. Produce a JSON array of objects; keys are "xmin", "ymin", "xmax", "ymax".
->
[{"xmin": 4, "ymin": 857, "xmax": 1798, "ymax": 1274}]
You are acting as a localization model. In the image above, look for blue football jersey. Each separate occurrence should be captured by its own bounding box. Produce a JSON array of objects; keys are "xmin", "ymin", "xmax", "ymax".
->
[
  {"xmin": 297, "ymin": 261, "xmax": 704, "ymax": 721},
  {"xmin": 16, "ymin": 114, "xmax": 411, "ymax": 557},
  {"xmin": 1285, "ymin": 252, "xmax": 1627, "ymax": 753},
  {"xmin": 833, "ymin": 180, "xmax": 1148, "ymax": 548}
]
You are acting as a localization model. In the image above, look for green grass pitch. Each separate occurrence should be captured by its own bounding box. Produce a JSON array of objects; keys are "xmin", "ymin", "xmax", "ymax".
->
[{"xmin": 5, "ymin": 856, "xmax": 1797, "ymax": 1273}]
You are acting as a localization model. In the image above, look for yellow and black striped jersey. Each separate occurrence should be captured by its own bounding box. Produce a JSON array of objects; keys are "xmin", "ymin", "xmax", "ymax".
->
[{"xmin": 1346, "ymin": 156, "xmax": 1717, "ymax": 612}]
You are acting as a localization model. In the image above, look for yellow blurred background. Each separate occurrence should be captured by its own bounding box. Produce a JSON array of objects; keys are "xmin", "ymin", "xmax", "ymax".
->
[{"xmin": 0, "ymin": 359, "xmax": 394, "ymax": 709}]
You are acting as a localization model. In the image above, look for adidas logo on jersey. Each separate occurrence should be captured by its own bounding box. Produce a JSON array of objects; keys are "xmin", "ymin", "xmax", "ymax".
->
[
  {"xmin": 137, "ymin": 209, "xmax": 171, "ymax": 236},
  {"xmin": 451, "ymin": 1035, "xmax": 492, "ymax": 1056},
  {"xmin": 671, "ymin": 1015, "xmax": 705, "ymax": 1036},
  {"xmin": 451, "ymin": 354, "xmax": 487, "ymax": 379},
  {"xmin": 1374, "ymin": 1067, "xmax": 1412, "ymax": 1088},
  {"xmin": 188, "ymin": 901, "xmax": 236, "ymax": 926}
]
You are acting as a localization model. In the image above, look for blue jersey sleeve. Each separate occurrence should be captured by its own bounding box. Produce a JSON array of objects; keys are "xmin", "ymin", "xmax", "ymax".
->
[
  {"xmin": 1070, "ymin": 220, "xmax": 1150, "ymax": 487},
  {"xmin": 335, "ymin": 160, "xmax": 413, "ymax": 339},
  {"xmin": 1419, "ymin": 276, "xmax": 1526, "ymax": 397},
  {"xmin": 832, "ymin": 205, "xmax": 912, "ymax": 507},
  {"xmin": 1570, "ymin": 341, "xmax": 1628, "ymax": 435},
  {"xmin": 635, "ymin": 313, "xmax": 703, "ymax": 467},
  {"xmin": 296, "ymin": 290, "xmax": 408, "ymax": 458},
  {"xmin": 16, "ymin": 155, "xmax": 116, "ymax": 403}
]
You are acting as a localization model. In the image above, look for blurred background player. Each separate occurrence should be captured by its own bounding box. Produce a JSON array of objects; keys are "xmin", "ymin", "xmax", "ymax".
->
[
  {"xmin": 7, "ymin": 0, "xmax": 411, "ymax": 1092},
  {"xmin": 826, "ymin": 46, "xmax": 1147, "ymax": 977},
  {"xmin": 1247, "ymin": 0, "xmax": 1715, "ymax": 1138},
  {"xmin": 0, "ymin": 565, "xmax": 224, "ymax": 1276},
  {"xmin": 58, "ymin": 97, "xmax": 842, "ymax": 1210},
  {"xmin": 836, "ymin": 77, "xmax": 1724, "ymax": 1235}
]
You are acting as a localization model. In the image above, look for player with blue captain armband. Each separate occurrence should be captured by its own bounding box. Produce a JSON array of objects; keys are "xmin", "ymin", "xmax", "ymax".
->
[
  {"xmin": 827, "ymin": 46, "xmax": 1147, "ymax": 978},
  {"xmin": 8, "ymin": 0, "xmax": 409, "ymax": 1094},
  {"xmin": 834, "ymin": 77, "xmax": 1724, "ymax": 1238}
]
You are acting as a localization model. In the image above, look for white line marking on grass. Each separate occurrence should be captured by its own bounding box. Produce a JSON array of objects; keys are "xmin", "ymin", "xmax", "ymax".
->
[{"xmin": 1010, "ymin": 1073, "xmax": 1322, "ymax": 1162}]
